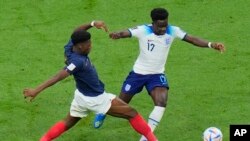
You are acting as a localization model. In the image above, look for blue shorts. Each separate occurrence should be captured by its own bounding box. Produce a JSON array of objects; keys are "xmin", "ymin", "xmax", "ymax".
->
[{"xmin": 121, "ymin": 71, "xmax": 169, "ymax": 95}]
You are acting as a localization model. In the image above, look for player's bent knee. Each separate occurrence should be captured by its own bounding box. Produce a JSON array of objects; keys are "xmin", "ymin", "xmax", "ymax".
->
[{"xmin": 125, "ymin": 107, "xmax": 138, "ymax": 119}]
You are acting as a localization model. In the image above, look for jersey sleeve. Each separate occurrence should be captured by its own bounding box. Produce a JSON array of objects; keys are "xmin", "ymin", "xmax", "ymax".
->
[
  {"xmin": 128, "ymin": 25, "xmax": 147, "ymax": 38},
  {"xmin": 64, "ymin": 59, "xmax": 82, "ymax": 74},
  {"xmin": 64, "ymin": 40, "xmax": 74, "ymax": 58},
  {"xmin": 171, "ymin": 26, "xmax": 187, "ymax": 39}
]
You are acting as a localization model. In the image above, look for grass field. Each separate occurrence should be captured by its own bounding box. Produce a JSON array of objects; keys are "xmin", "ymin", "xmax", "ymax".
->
[{"xmin": 0, "ymin": 0, "xmax": 249, "ymax": 141}]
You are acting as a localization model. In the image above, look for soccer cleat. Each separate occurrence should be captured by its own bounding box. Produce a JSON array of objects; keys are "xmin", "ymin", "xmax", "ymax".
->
[{"xmin": 94, "ymin": 113, "xmax": 106, "ymax": 128}]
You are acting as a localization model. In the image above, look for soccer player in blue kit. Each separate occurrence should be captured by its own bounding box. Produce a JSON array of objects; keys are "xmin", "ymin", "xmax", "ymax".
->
[
  {"xmin": 23, "ymin": 21, "xmax": 157, "ymax": 141},
  {"xmin": 98, "ymin": 8, "xmax": 226, "ymax": 141}
]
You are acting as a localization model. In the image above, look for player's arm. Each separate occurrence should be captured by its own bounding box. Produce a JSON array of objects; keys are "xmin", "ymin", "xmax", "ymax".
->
[
  {"xmin": 65, "ymin": 20, "xmax": 109, "ymax": 64},
  {"xmin": 74, "ymin": 21, "xmax": 109, "ymax": 32},
  {"xmin": 183, "ymin": 34, "xmax": 225, "ymax": 52},
  {"xmin": 109, "ymin": 30, "xmax": 131, "ymax": 39},
  {"xmin": 23, "ymin": 69, "xmax": 70, "ymax": 101}
]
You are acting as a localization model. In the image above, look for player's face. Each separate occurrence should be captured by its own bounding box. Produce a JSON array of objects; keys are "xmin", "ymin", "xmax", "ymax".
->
[
  {"xmin": 153, "ymin": 19, "xmax": 168, "ymax": 35},
  {"xmin": 79, "ymin": 39, "xmax": 92, "ymax": 55}
]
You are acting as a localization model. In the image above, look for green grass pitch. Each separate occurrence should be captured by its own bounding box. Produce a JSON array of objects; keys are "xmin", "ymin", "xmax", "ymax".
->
[{"xmin": 0, "ymin": 0, "xmax": 249, "ymax": 141}]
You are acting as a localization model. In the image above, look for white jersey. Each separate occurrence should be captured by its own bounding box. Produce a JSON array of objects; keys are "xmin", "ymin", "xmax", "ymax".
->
[{"xmin": 128, "ymin": 24, "xmax": 186, "ymax": 74}]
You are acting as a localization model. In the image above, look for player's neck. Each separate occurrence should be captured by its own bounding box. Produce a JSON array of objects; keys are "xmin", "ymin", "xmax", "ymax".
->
[{"xmin": 72, "ymin": 46, "xmax": 81, "ymax": 54}]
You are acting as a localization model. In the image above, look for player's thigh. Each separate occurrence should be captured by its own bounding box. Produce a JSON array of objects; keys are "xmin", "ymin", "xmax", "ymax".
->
[
  {"xmin": 107, "ymin": 97, "xmax": 137, "ymax": 119},
  {"xmin": 145, "ymin": 73, "xmax": 169, "ymax": 93},
  {"xmin": 150, "ymin": 87, "xmax": 168, "ymax": 107},
  {"xmin": 119, "ymin": 92, "xmax": 134, "ymax": 103},
  {"xmin": 63, "ymin": 113, "xmax": 81, "ymax": 129}
]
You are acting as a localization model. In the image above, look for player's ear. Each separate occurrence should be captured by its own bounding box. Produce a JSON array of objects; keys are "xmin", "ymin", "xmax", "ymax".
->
[{"xmin": 75, "ymin": 43, "xmax": 82, "ymax": 49}]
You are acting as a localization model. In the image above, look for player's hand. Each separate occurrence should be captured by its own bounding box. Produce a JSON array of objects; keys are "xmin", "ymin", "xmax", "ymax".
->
[
  {"xmin": 23, "ymin": 88, "xmax": 38, "ymax": 102},
  {"xmin": 211, "ymin": 43, "xmax": 225, "ymax": 53},
  {"xmin": 92, "ymin": 21, "xmax": 109, "ymax": 33}
]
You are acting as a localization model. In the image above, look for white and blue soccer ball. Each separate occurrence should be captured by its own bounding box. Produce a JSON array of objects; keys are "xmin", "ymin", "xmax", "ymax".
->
[{"xmin": 203, "ymin": 127, "xmax": 223, "ymax": 141}]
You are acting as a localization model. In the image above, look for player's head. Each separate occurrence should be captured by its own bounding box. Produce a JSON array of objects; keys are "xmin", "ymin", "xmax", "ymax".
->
[
  {"xmin": 71, "ymin": 30, "xmax": 92, "ymax": 55},
  {"xmin": 151, "ymin": 8, "xmax": 169, "ymax": 35},
  {"xmin": 151, "ymin": 8, "xmax": 169, "ymax": 21}
]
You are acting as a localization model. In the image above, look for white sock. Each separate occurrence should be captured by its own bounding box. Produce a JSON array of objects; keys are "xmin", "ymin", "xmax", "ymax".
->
[{"xmin": 139, "ymin": 106, "xmax": 165, "ymax": 141}]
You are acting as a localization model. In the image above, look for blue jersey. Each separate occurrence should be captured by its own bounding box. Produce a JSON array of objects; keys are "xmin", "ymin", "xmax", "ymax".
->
[
  {"xmin": 64, "ymin": 40, "xmax": 74, "ymax": 60},
  {"xmin": 64, "ymin": 41, "xmax": 105, "ymax": 97}
]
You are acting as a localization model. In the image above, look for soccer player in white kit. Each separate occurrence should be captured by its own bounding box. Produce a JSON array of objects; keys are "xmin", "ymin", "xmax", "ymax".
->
[{"xmin": 106, "ymin": 8, "xmax": 225, "ymax": 141}]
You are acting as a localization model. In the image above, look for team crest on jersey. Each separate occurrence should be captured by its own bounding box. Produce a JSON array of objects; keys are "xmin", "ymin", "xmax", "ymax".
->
[
  {"xmin": 165, "ymin": 37, "xmax": 171, "ymax": 45},
  {"xmin": 85, "ymin": 58, "xmax": 89, "ymax": 66},
  {"xmin": 85, "ymin": 58, "xmax": 93, "ymax": 67},
  {"xmin": 125, "ymin": 84, "xmax": 131, "ymax": 91}
]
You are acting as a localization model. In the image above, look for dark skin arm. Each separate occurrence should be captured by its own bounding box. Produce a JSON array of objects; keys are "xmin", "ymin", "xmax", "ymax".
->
[
  {"xmin": 24, "ymin": 21, "xmax": 109, "ymax": 101},
  {"xmin": 183, "ymin": 34, "xmax": 225, "ymax": 52},
  {"xmin": 109, "ymin": 30, "xmax": 225, "ymax": 53},
  {"xmin": 74, "ymin": 21, "xmax": 109, "ymax": 32},
  {"xmin": 64, "ymin": 20, "xmax": 109, "ymax": 64},
  {"xmin": 23, "ymin": 69, "xmax": 70, "ymax": 101},
  {"xmin": 109, "ymin": 30, "xmax": 131, "ymax": 39}
]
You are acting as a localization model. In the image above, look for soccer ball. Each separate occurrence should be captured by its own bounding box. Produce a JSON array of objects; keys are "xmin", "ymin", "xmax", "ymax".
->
[{"xmin": 203, "ymin": 127, "xmax": 223, "ymax": 141}]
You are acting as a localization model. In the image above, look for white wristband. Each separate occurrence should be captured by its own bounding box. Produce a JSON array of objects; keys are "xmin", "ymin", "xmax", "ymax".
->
[
  {"xmin": 208, "ymin": 42, "xmax": 212, "ymax": 48},
  {"xmin": 90, "ymin": 21, "xmax": 95, "ymax": 27}
]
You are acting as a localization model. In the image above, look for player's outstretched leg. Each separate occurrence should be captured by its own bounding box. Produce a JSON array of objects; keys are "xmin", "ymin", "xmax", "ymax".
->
[
  {"xmin": 40, "ymin": 113, "xmax": 80, "ymax": 141},
  {"xmin": 107, "ymin": 97, "xmax": 158, "ymax": 141},
  {"xmin": 140, "ymin": 87, "xmax": 167, "ymax": 141},
  {"xmin": 40, "ymin": 121, "xmax": 67, "ymax": 141},
  {"xmin": 139, "ymin": 106, "xmax": 165, "ymax": 141},
  {"xmin": 129, "ymin": 114, "xmax": 158, "ymax": 141}
]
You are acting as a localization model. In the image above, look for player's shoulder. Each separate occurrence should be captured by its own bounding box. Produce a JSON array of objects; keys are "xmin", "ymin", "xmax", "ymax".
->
[
  {"xmin": 167, "ymin": 24, "xmax": 181, "ymax": 30},
  {"xmin": 64, "ymin": 39, "xmax": 73, "ymax": 49},
  {"xmin": 135, "ymin": 24, "xmax": 153, "ymax": 33},
  {"xmin": 166, "ymin": 24, "xmax": 184, "ymax": 34},
  {"xmin": 67, "ymin": 53, "xmax": 85, "ymax": 64}
]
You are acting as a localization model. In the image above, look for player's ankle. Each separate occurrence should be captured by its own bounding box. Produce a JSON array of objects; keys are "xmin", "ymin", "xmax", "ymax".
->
[{"xmin": 145, "ymin": 132, "xmax": 157, "ymax": 141}]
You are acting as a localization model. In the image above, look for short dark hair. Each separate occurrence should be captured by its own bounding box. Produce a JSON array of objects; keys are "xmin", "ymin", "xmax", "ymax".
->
[
  {"xmin": 71, "ymin": 30, "xmax": 91, "ymax": 45},
  {"xmin": 150, "ymin": 8, "xmax": 169, "ymax": 21}
]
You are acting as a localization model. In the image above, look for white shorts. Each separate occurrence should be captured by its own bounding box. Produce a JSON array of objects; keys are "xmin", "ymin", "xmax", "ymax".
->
[{"xmin": 70, "ymin": 89, "xmax": 116, "ymax": 118}]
